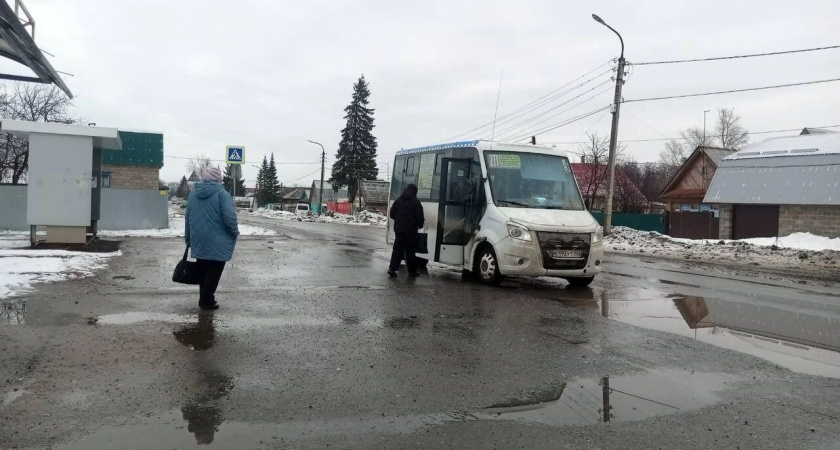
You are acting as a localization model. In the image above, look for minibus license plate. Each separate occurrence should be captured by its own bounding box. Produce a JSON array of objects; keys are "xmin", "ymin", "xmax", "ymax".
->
[{"xmin": 551, "ymin": 250, "xmax": 581, "ymax": 259}]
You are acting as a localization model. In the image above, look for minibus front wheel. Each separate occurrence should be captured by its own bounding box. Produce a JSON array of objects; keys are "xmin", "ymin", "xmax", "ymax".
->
[{"xmin": 476, "ymin": 246, "xmax": 503, "ymax": 286}]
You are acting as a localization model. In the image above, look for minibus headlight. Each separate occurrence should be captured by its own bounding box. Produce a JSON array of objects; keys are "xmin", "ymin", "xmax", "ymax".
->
[
  {"xmin": 507, "ymin": 223, "xmax": 532, "ymax": 241},
  {"xmin": 592, "ymin": 227, "xmax": 603, "ymax": 244}
]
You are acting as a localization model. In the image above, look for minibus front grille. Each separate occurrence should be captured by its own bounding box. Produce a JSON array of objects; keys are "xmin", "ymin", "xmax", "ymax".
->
[{"xmin": 536, "ymin": 232, "xmax": 591, "ymax": 270}]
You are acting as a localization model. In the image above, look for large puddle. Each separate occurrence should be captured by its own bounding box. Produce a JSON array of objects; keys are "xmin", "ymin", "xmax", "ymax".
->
[
  {"xmin": 57, "ymin": 368, "xmax": 730, "ymax": 449},
  {"xmin": 572, "ymin": 289, "xmax": 840, "ymax": 378}
]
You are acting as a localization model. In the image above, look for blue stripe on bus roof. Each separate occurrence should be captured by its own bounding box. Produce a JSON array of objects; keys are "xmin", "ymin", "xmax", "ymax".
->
[{"xmin": 395, "ymin": 140, "xmax": 480, "ymax": 156}]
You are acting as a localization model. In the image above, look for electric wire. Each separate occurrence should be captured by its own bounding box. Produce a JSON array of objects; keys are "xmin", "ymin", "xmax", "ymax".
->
[
  {"xmin": 487, "ymin": 80, "xmax": 614, "ymax": 141},
  {"xmin": 624, "ymin": 77, "xmax": 840, "ymax": 103},
  {"xmin": 633, "ymin": 44, "xmax": 840, "ymax": 66},
  {"xmin": 450, "ymin": 68, "xmax": 615, "ymax": 144},
  {"xmin": 509, "ymin": 105, "xmax": 612, "ymax": 143},
  {"xmin": 540, "ymin": 123, "xmax": 840, "ymax": 145},
  {"xmin": 499, "ymin": 86, "xmax": 614, "ymax": 142},
  {"xmin": 433, "ymin": 60, "xmax": 614, "ymax": 143}
]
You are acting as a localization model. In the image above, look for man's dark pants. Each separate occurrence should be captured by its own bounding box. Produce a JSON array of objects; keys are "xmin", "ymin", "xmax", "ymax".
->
[
  {"xmin": 195, "ymin": 259, "xmax": 226, "ymax": 305},
  {"xmin": 390, "ymin": 232, "xmax": 417, "ymax": 274}
]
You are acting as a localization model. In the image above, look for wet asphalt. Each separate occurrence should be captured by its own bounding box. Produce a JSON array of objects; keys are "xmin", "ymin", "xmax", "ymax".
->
[{"xmin": 1, "ymin": 215, "xmax": 839, "ymax": 449}]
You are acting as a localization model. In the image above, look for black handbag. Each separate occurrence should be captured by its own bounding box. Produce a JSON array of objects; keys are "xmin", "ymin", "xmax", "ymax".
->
[
  {"xmin": 172, "ymin": 247, "xmax": 202, "ymax": 285},
  {"xmin": 414, "ymin": 232, "xmax": 429, "ymax": 254}
]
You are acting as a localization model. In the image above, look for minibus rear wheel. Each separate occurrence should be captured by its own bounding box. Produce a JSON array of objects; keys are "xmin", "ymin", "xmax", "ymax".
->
[{"xmin": 477, "ymin": 246, "xmax": 503, "ymax": 286}]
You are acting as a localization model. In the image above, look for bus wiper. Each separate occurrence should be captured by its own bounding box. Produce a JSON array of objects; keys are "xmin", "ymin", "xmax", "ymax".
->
[{"xmin": 499, "ymin": 200, "xmax": 529, "ymax": 207}]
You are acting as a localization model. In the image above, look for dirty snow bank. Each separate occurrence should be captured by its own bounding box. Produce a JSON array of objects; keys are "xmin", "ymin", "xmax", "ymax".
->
[
  {"xmin": 250, "ymin": 209, "xmax": 387, "ymax": 228},
  {"xmin": 98, "ymin": 212, "xmax": 276, "ymax": 238},
  {"xmin": 606, "ymin": 227, "xmax": 839, "ymax": 274},
  {"xmin": 0, "ymin": 249, "xmax": 119, "ymax": 300},
  {"xmin": 740, "ymin": 233, "xmax": 840, "ymax": 252}
]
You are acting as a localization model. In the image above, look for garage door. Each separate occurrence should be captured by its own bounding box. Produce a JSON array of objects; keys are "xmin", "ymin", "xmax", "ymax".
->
[{"xmin": 732, "ymin": 205, "xmax": 779, "ymax": 239}]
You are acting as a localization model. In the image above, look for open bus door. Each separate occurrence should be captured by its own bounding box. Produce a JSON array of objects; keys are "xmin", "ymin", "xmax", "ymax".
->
[{"xmin": 435, "ymin": 158, "xmax": 480, "ymax": 266}]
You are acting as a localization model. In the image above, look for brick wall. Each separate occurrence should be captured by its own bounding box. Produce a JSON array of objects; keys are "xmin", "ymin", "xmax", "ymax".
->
[
  {"xmin": 779, "ymin": 205, "xmax": 840, "ymax": 238},
  {"xmin": 718, "ymin": 205, "xmax": 733, "ymax": 239},
  {"xmin": 102, "ymin": 164, "xmax": 160, "ymax": 190}
]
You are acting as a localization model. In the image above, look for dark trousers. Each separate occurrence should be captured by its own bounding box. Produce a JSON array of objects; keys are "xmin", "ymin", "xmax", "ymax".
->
[
  {"xmin": 196, "ymin": 259, "xmax": 226, "ymax": 305},
  {"xmin": 390, "ymin": 232, "xmax": 417, "ymax": 273}
]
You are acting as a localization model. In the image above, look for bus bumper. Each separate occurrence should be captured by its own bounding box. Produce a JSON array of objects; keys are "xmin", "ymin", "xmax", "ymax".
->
[{"xmin": 498, "ymin": 238, "xmax": 604, "ymax": 278}]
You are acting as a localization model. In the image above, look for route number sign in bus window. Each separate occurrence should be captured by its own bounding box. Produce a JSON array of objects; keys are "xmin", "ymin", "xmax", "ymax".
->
[{"xmin": 488, "ymin": 153, "xmax": 521, "ymax": 169}]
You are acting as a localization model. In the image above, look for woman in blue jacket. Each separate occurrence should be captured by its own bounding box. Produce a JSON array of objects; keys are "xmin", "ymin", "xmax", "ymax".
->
[{"xmin": 185, "ymin": 166, "xmax": 240, "ymax": 310}]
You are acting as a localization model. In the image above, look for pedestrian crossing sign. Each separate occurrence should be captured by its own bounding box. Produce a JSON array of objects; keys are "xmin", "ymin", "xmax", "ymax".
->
[{"xmin": 226, "ymin": 146, "xmax": 245, "ymax": 164}]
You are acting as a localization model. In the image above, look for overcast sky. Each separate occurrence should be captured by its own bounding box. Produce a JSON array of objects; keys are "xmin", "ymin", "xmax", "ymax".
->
[{"xmin": 4, "ymin": 0, "xmax": 839, "ymax": 185}]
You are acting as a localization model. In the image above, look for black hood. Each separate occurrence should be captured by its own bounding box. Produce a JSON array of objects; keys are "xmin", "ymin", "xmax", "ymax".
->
[{"xmin": 400, "ymin": 184, "xmax": 418, "ymax": 200}]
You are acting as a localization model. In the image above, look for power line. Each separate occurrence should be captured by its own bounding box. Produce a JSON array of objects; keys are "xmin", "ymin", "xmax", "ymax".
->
[
  {"xmin": 501, "ymin": 87, "xmax": 614, "ymax": 142},
  {"xmin": 624, "ymin": 77, "xmax": 840, "ymax": 103},
  {"xmin": 633, "ymin": 44, "xmax": 840, "ymax": 66},
  {"xmin": 487, "ymin": 80, "xmax": 614, "ymax": 141},
  {"xmin": 541, "ymin": 123, "xmax": 840, "ymax": 145},
  {"xmin": 433, "ymin": 60, "xmax": 614, "ymax": 143},
  {"xmin": 512, "ymin": 105, "xmax": 612, "ymax": 142}
]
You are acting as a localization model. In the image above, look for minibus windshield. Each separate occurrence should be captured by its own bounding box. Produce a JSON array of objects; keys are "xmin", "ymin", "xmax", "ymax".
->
[{"xmin": 485, "ymin": 151, "xmax": 585, "ymax": 210}]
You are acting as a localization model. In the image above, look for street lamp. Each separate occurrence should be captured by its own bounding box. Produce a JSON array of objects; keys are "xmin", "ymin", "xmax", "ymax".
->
[
  {"xmin": 592, "ymin": 13, "xmax": 626, "ymax": 236},
  {"xmin": 307, "ymin": 140, "xmax": 326, "ymax": 216}
]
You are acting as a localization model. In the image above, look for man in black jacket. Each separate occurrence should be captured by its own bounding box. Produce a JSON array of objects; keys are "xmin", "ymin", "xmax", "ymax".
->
[{"xmin": 388, "ymin": 183, "xmax": 425, "ymax": 277}]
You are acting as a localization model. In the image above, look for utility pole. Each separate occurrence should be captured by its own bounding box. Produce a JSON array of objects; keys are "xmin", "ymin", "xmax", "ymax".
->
[
  {"xmin": 593, "ymin": 14, "xmax": 625, "ymax": 236},
  {"xmin": 307, "ymin": 140, "xmax": 326, "ymax": 215}
]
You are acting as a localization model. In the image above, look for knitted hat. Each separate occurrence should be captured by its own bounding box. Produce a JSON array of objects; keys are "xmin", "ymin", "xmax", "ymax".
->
[{"xmin": 202, "ymin": 166, "xmax": 223, "ymax": 182}]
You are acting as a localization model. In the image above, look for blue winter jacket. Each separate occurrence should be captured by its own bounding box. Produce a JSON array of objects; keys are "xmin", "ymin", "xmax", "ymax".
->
[{"xmin": 185, "ymin": 181, "xmax": 240, "ymax": 261}]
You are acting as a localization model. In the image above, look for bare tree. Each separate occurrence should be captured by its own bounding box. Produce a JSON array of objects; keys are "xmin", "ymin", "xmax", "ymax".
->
[
  {"xmin": 0, "ymin": 83, "xmax": 78, "ymax": 184},
  {"xmin": 715, "ymin": 107, "xmax": 749, "ymax": 150},
  {"xmin": 576, "ymin": 133, "xmax": 609, "ymax": 210},
  {"xmin": 615, "ymin": 159, "xmax": 648, "ymax": 213},
  {"xmin": 186, "ymin": 155, "xmax": 213, "ymax": 179}
]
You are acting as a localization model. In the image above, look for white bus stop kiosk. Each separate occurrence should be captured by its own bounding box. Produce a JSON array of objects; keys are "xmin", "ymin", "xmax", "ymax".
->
[{"xmin": 0, "ymin": 120, "xmax": 122, "ymax": 245}]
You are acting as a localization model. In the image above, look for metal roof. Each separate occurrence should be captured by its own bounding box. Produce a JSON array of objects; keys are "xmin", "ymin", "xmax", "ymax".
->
[
  {"xmin": 704, "ymin": 147, "xmax": 736, "ymax": 166},
  {"xmin": 359, "ymin": 180, "xmax": 389, "ymax": 205},
  {"xmin": 704, "ymin": 134, "xmax": 840, "ymax": 205},
  {"xmin": 723, "ymin": 133, "xmax": 840, "ymax": 160},
  {"xmin": 0, "ymin": 1, "xmax": 72, "ymax": 97}
]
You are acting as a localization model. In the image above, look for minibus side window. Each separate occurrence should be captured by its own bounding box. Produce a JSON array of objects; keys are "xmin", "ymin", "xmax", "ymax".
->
[{"xmin": 391, "ymin": 156, "xmax": 406, "ymax": 198}]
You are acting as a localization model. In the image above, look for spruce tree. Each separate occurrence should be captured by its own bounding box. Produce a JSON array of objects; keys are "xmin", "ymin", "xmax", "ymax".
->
[
  {"xmin": 176, "ymin": 175, "xmax": 190, "ymax": 199},
  {"xmin": 331, "ymin": 75, "xmax": 378, "ymax": 203},
  {"xmin": 256, "ymin": 155, "xmax": 270, "ymax": 206},
  {"xmin": 223, "ymin": 164, "xmax": 245, "ymax": 196},
  {"xmin": 267, "ymin": 153, "xmax": 280, "ymax": 203}
]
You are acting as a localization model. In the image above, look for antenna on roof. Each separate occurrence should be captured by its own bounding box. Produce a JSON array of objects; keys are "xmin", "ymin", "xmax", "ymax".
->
[{"xmin": 489, "ymin": 71, "xmax": 504, "ymax": 150}]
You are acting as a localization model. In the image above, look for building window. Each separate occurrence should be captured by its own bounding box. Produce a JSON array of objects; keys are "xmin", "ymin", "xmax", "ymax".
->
[{"xmin": 101, "ymin": 171, "xmax": 111, "ymax": 188}]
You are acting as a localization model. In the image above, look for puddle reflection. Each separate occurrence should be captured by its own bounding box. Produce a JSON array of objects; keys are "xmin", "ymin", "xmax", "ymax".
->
[
  {"xmin": 593, "ymin": 294, "xmax": 840, "ymax": 378},
  {"xmin": 173, "ymin": 313, "xmax": 233, "ymax": 445},
  {"xmin": 1, "ymin": 299, "xmax": 25, "ymax": 325},
  {"xmin": 479, "ymin": 369, "xmax": 729, "ymax": 425}
]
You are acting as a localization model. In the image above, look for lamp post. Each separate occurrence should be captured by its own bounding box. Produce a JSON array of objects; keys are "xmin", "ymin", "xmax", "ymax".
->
[
  {"xmin": 592, "ymin": 13, "xmax": 625, "ymax": 235},
  {"xmin": 307, "ymin": 140, "xmax": 326, "ymax": 215}
]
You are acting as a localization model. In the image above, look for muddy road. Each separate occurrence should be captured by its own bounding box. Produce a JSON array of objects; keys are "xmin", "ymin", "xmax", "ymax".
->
[{"xmin": 1, "ymin": 215, "xmax": 838, "ymax": 449}]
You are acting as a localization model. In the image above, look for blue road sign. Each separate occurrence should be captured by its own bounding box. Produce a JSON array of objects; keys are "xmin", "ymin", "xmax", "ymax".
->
[{"xmin": 226, "ymin": 146, "xmax": 245, "ymax": 164}]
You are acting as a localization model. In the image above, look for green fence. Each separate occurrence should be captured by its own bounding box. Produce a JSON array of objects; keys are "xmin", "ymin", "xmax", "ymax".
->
[{"xmin": 590, "ymin": 212, "xmax": 666, "ymax": 234}]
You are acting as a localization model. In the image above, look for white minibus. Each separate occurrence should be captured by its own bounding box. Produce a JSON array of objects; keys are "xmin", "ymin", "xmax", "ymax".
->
[{"xmin": 386, "ymin": 140, "xmax": 603, "ymax": 286}]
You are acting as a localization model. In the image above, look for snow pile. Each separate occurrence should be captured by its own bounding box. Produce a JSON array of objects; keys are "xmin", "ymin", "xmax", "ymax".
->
[
  {"xmin": 0, "ymin": 249, "xmax": 119, "ymax": 300},
  {"xmin": 250, "ymin": 209, "xmax": 296, "ymax": 220},
  {"xmin": 250, "ymin": 208, "xmax": 387, "ymax": 228},
  {"xmin": 98, "ymin": 213, "xmax": 276, "ymax": 238},
  {"xmin": 605, "ymin": 226, "xmax": 840, "ymax": 273},
  {"xmin": 740, "ymin": 233, "xmax": 840, "ymax": 252}
]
